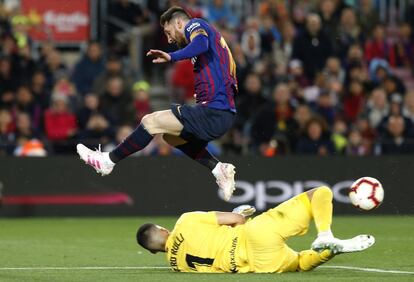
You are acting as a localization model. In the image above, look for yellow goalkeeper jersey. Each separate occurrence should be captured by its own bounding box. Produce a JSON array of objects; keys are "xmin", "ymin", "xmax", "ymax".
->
[{"xmin": 165, "ymin": 211, "xmax": 250, "ymax": 273}]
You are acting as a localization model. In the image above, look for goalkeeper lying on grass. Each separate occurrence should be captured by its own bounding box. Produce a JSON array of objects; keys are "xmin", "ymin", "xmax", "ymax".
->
[{"xmin": 136, "ymin": 186, "xmax": 374, "ymax": 273}]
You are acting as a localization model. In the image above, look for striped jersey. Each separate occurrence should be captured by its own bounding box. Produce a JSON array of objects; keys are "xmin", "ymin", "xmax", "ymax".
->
[{"xmin": 184, "ymin": 18, "xmax": 237, "ymax": 112}]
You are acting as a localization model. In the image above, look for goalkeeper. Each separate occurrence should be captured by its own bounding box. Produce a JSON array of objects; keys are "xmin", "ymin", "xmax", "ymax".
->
[{"xmin": 136, "ymin": 186, "xmax": 375, "ymax": 273}]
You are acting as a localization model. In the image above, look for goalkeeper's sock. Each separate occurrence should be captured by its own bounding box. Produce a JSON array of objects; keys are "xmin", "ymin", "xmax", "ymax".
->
[
  {"xmin": 109, "ymin": 124, "xmax": 153, "ymax": 163},
  {"xmin": 176, "ymin": 142, "xmax": 219, "ymax": 171},
  {"xmin": 298, "ymin": 249, "xmax": 334, "ymax": 271},
  {"xmin": 311, "ymin": 186, "xmax": 333, "ymax": 235}
]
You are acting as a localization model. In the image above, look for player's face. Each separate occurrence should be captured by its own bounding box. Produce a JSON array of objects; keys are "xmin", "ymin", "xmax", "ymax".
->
[{"xmin": 163, "ymin": 21, "xmax": 186, "ymax": 47}]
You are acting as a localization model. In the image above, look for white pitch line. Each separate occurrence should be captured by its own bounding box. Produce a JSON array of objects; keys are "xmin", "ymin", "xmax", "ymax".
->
[
  {"xmin": 320, "ymin": 265, "xmax": 414, "ymax": 275},
  {"xmin": 0, "ymin": 265, "xmax": 412, "ymax": 275},
  {"xmin": 0, "ymin": 266, "xmax": 169, "ymax": 271}
]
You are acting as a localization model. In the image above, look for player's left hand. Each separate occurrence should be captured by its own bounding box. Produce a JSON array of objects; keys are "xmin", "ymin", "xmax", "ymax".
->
[
  {"xmin": 232, "ymin": 205, "xmax": 256, "ymax": 217},
  {"xmin": 146, "ymin": 49, "xmax": 171, "ymax": 63}
]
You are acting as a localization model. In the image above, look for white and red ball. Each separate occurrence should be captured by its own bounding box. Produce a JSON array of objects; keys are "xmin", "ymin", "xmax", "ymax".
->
[{"xmin": 349, "ymin": 177, "xmax": 384, "ymax": 211}]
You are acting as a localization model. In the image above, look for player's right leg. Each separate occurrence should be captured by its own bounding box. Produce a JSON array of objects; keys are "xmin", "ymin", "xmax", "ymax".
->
[
  {"xmin": 308, "ymin": 187, "xmax": 375, "ymax": 254},
  {"xmin": 162, "ymin": 134, "xmax": 235, "ymax": 201},
  {"xmin": 77, "ymin": 110, "xmax": 182, "ymax": 175}
]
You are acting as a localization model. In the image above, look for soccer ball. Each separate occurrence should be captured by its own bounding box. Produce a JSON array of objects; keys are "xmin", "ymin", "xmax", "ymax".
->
[{"xmin": 349, "ymin": 177, "xmax": 384, "ymax": 211}]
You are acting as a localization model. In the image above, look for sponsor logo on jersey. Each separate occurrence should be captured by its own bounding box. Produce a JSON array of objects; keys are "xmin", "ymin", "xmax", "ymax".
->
[{"xmin": 186, "ymin": 21, "xmax": 200, "ymax": 33}]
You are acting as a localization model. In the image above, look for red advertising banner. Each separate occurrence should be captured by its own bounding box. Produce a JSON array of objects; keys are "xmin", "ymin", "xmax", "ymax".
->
[{"xmin": 21, "ymin": 0, "xmax": 90, "ymax": 42}]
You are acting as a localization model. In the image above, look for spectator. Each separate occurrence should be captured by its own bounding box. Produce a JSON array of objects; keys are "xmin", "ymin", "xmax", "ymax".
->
[
  {"xmin": 379, "ymin": 116, "xmax": 414, "ymax": 154},
  {"xmin": 51, "ymin": 78, "xmax": 79, "ymax": 112},
  {"xmin": 44, "ymin": 94, "xmax": 77, "ymax": 153},
  {"xmin": 0, "ymin": 56, "xmax": 18, "ymax": 101},
  {"xmin": 343, "ymin": 80, "xmax": 366, "ymax": 123},
  {"xmin": 315, "ymin": 91, "xmax": 336, "ymax": 125},
  {"xmin": 92, "ymin": 54, "xmax": 133, "ymax": 96},
  {"xmin": 14, "ymin": 112, "xmax": 41, "ymax": 148},
  {"xmin": 346, "ymin": 128, "xmax": 368, "ymax": 155},
  {"xmin": 78, "ymin": 112, "xmax": 114, "ymax": 149},
  {"xmin": 30, "ymin": 71, "xmax": 50, "ymax": 110},
  {"xmin": 288, "ymin": 59, "xmax": 310, "ymax": 89},
  {"xmin": 357, "ymin": 0, "xmax": 379, "ymax": 38},
  {"xmin": 206, "ymin": 0, "xmax": 239, "ymax": 29},
  {"xmin": 403, "ymin": 90, "xmax": 414, "ymax": 122},
  {"xmin": 42, "ymin": 49, "xmax": 68, "ymax": 90},
  {"xmin": 365, "ymin": 88, "xmax": 389, "ymax": 128},
  {"xmin": 324, "ymin": 57, "xmax": 345, "ymax": 84},
  {"xmin": 334, "ymin": 8, "xmax": 361, "ymax": 59},
  {"xmin": 0, "ymin": 108, "xmax": 15, "ymax": 155},
  {"xmin": 132, "ymin": 81, "xmax": 152, "ymax": 123},
  {"xmin": 292, "ymin": 13, "xmax": 333, "ymax": 79},
  {"xmin": 77, "ymin": 93, "xmax": 107, "ymax": 130},
  {"xmin": 241, "ymin": 18, "xmax": 262, "ymax": 64},
  {"xmin": 395, "ymin": 22, "xmax": 414, "ymax": 68},
  {"xmin": 14, "ymin": 44, "xmax": 35, "ymax": 84},
  {"xmin": 294, "ymin": 104, "xmax": 313, "ymax": 131},
  {"xmin": 331, "ymin": 119, "xmax": 348, "ymax": 154},
  {"xmin": 103, "ymin": 124, "xmax": 133, "ymax": 153},
  {"xmin": 296, "ymin": 116, "xmax": 335, "ymax": 155},
  {"xmin": 273, "ymin": 22, "xmax": 296, "ymax": 68},
  {"xmin": 100, "ymin": 76, "xmax": 136, "ymax": 126},
  {"xmin": 364, "ymin": 24, "xmax": 396, "ymax": 66},
  {"xmin": 71, "ymin": 41, "xmax": 105, "ymax": 95},
  {"xmin": 250, "ymin": 83, "xmax": 298, "ymax": 155},
  {"xmin": 318, "ymin": 0, "xmax": 338, "ymax": 42},
  {"xmin": 235, "ymin": 73, "xmax": 267, "ymax": 130},
  {"xmin": 12, "ymin": 86, "xmax": 42, "ymax": 130},
  {"xmin": 259, "ymin": 16, "xmax": 281, "ymax": 56}
]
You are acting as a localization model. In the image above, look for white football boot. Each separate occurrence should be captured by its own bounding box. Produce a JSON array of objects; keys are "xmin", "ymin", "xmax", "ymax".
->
[
  {"xmin": 212, "ymin": 162, "xmax": 236, "ymax": 201},
  {"xmin": 312, "ymin": 234, "xmax": 375, "ymax": 254},
  {"xmin": 76, "ymin": 144, "xmax": 115, "ymax": 176}
]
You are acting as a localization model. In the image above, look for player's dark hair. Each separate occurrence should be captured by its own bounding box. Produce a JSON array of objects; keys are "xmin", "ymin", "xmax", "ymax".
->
[
  {"xmin": 136, "ymin": 223, "xmax": 157, "ymax": 252},
  {"xmin": 160, "ymin": 6, "xmax": 191, "ymax": 26}
]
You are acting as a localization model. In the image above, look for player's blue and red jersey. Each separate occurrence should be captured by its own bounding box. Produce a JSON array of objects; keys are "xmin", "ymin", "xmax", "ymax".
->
[{"xmin": 171, "ymin": 18, "xmax": 237, "ymax": 112}]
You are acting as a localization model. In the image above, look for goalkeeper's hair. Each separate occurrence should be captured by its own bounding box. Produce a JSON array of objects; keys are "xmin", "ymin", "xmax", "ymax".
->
[
  {"xmin": 136, "ymin": 223, "xmax": 158, "ymax": 253},
  {"xmin": 160, "ymin": 6, "xmax": 191, "ymax": 26}
]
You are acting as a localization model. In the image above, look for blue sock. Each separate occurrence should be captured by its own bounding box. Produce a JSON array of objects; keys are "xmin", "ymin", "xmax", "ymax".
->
[
  {"xmin": 109, "ymin": 124, "xmax": 153, "ymax": 163},
  {"xmin": 176, "ymin": 142, "xmax": 219, "ymax": 171}
]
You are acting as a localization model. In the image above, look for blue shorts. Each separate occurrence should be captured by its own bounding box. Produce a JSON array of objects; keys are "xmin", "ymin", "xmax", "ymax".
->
[{"xmin": 171, "ymin": 104, "xmax": 235, "ymax": 144}]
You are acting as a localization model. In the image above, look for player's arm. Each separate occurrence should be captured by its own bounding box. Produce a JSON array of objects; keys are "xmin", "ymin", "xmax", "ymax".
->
[
  {"xmin": 215, "ymin": 212, "xmax": 246, "ymax": 227},
  {"xmin": 147, "ymin": 35, "xmax": 208, "ymax": 63}
]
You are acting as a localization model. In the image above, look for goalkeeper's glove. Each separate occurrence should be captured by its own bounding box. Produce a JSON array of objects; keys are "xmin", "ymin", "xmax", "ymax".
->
[{"xmin": 232, "ymin": 205, "xmax": 256, "ymax": 217}]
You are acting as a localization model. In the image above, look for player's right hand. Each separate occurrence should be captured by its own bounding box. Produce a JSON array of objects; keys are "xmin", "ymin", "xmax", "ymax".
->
[
  {"xmin": 232, "ymin": 205, "xmax": 256, "ymax": 217},
  {"xmin": 146, "ymin": 49, "xmax": 171, "ymax": 63}
]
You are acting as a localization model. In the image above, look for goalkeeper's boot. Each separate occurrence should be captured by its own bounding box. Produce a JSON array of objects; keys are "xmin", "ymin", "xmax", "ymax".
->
[
  {"xmin": 312, "ymin": 234, "xmax": 375, "ymax": 254},
  {"xmin": 76, "ymin": 144, "xmax": 115, "ymax": 176},
  {"xmin": 333, "ymin": 235, "xmax": 375, "ymax": 254},
  {"xmin": 212, "ymin": 162, "xmax": 236, "ymax": 201}
]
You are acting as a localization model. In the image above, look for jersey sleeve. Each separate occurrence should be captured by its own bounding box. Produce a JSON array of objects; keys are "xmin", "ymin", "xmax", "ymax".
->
[
  {"xmin": 177, "ymin": 211, "xmax": 218, "ymax": 226},
  {"xmin": 185, "ymin": 19, "xmax": 208, "ymax": 42}
]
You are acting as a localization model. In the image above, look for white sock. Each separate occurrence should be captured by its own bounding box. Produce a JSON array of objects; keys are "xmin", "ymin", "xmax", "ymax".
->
[
  {"xmin": 211, "ymin": 162, "xmax": 222, "ymax": 175},
  {"xmin": 318, "ymin": 230, "xmax": 334, "ymax": 238}
]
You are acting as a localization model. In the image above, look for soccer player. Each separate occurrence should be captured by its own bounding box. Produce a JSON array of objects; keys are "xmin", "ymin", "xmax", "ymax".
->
[
  {"xmin": 76, "ymin": 6, "xmax": 238, "ymax": 200},
  {"xmin": 136, "ymin": 186, "xmax": 375, "ymax": 273}
]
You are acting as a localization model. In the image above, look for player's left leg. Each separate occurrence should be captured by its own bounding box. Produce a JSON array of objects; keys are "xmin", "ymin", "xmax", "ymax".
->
[
  {"xmin": 77, "ymin": 110, "xmax": 183, "ymax": 175},
  {"xmin": 163, "ymin": 134, "xmax": 235, "ymax": 200},
  {"xmin": 297, "ymin": 249, "xmax": 334, "ymax": 271}
]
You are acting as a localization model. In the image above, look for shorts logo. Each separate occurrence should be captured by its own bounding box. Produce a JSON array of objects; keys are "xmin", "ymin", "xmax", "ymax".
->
[{"xmin": 186, "ymin": 22, "xmax": 200, "ymax": 33}]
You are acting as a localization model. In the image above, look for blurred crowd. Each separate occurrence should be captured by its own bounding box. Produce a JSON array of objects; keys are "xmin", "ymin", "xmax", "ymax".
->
[{"xmin": 1, "ymin": 0, "xmax": 414, "ymax": 157}]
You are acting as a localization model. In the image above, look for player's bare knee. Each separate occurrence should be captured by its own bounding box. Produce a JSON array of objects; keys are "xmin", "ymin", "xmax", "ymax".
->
[{"xmin": 141, "ymin": 113, "xmax": 157, "ymax": 135}]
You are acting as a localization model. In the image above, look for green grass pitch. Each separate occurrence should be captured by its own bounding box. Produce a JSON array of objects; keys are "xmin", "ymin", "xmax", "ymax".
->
[{"xmin": 0, "ymin": 216, "xmax": 413, "ymax": 281}]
